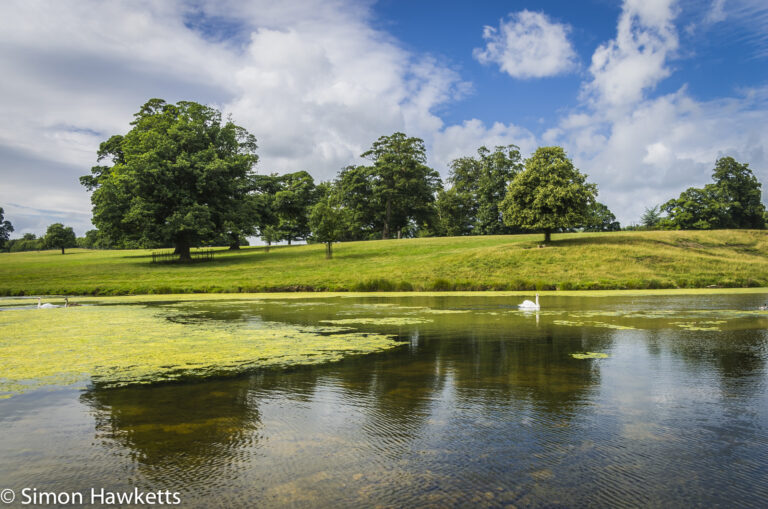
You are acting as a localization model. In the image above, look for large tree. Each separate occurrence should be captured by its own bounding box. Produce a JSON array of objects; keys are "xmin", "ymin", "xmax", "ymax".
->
[
  {"xmin": 501, "ymin": 146, "xmax": 597, "ymax": 243},
  {"xmin": 448, "ymin": 145, "xmax": 523, "ymax": 235},
  {"xmin": 44, "ymin": 223, "xmax": 77, "ymax": 254},
  {"xmin": 361, "ymin": 132, "xmax": 441, "ymax": 239},
  {"xmin": 659, "ymin": 156, "xmax": 765, "ymax": 230},
  {"xmin": 582, "ymin": 202, "xmax": 620, "ymax": 232},
  {"xmin": 711, "ymin": 156, "xmax": 765, "ymax": 228},
  {"xmin": 0, "ymin": 207, "xmax": 13, "ymax": 250},
  {"xmin": 80, "ymin": 99, "xmax": 259, "ymax": 260}
]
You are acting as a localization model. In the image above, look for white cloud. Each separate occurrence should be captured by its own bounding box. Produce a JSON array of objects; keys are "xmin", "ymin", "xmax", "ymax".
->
[
  {"xmin": 473, "ymin": 10, "xmax": 578, "ymax": 79},
  {"xmin": 584, "ymin": 0, "xmax": 678, "ymax": 109},
  {"xmin": 549, "ymin": 0, "xmax": 768, "ymax": 226},
  {"xmin": 0, "ymin": 0, "xmax": 468, "ymax": 235},
  {"xmin": 430, "ymin": 119, "xmax": 537, "ymax": 173}
]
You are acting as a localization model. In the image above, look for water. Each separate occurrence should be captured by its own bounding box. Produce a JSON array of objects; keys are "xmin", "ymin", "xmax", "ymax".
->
[{"xmin": 1, "ymin": 294, "xmax": 767, "ymax": 507}]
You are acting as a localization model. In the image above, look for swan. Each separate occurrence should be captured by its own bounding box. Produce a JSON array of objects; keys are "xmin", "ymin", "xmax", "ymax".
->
[
  {"xmin": 37, "ymin": 297, "xmax": 57, "ymax": 309},
  {"xmin": 64, "ymin": 297, "xmax": 80, "ymax": 307},
  {"xmin": 759, "ymin": 303, "xmax": 768, "ymax": 311},
  {"xmin": 518, "ymin": 293, "xmax": 540, "ymax": 310}
]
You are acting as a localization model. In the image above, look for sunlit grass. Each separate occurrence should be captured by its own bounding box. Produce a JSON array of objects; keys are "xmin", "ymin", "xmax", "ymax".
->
[{"xmin": 1, "ymin": 230, "xmax": 767, "ymax": 295}]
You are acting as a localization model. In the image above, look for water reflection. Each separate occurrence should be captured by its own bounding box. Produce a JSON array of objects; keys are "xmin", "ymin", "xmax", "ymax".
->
[{"xmin": 2, "ymin": 294, "xmax": 767, "ymax": 507}]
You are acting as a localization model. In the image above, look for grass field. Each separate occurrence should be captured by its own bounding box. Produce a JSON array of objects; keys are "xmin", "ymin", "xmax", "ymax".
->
[{"xmin": 1, "ymin": 230, "xmax": 767, "ymax": 296}]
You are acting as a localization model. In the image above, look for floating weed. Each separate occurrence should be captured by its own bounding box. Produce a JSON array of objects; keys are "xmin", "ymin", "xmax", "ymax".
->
[
  {"xmin": 420, "ymin": 309, "xmax": 471, "ymax": 314},
  {"xmin": 554, "ymin": 320, "xmax": 586, "ymax": 327},
  {"xmin": 672, "ymin": 321, "xmax": 722, "ymax": 331},
  {"xmin": 571, "ymin": 352, "xmax": 609, "ymax": 359},
  {"xmin": 319, "ymin": 317, "xmax": 433, "ymax": 326},
  {"xmin": 591, "ymin": 321, "xmax": 637, "ymax": 330},
  {"xmin": 0, "ymin": 306, "xmax": 400, "ymax": 398}
]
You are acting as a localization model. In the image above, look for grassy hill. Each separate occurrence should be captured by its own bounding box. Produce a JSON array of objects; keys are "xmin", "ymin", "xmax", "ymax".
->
[{"xmin": 1, "ymin": 230, "xmax": 767, "ymax": 296}]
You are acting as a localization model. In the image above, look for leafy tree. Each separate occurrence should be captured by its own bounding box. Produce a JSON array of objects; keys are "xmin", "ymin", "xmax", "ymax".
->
[
  {"xmin": 274, "ymin": 171, "xmax": 316, "ymax": 244},
  {"xmin": 640, "ymin": 205, "xmax": 661, "ymax": 229},
  {"xmin": 582, "ymin": 202, "xmax": 620, "ymax": 232},
  {"xmin": 448, "ymin": 145, "xmax": 523, "ymax": 234},
  {"xmin": 711, "ymin": 156, "xmax": 765, "ymax": 228},
  {"xmin": 309, "ymin": 187, "xmax": 349, "ymax": 259},
  {"xmin": 501, "ymin": 146, "xmax": 597, "ymax": 243},
  {"xmin": 434, "ymin": 187, "xmax": 474, "ymax": 236},
  {"xmin": 0, "ymin": 207, "xmax": 13, "ymax": 250},
  {"xmin": 658, "ymin": 157, "xmax": 765, "ymax": 230},
  {"xmin": 659, "ymin": 186, "xmax": 725, "ymax": 230},
  {"xmin": 44, "ymin": 223, "xmax": 77, "ymax": 254},
  {"xmin": 335, "ymin": 165, "xmax": 380, "ymax": 240},
  {"xmin": 80, "ymin": 99, "xmax": 259, "ymax": 260},
  {"xmin": 361, "ymin": 132, "xmax": 441, "ymax": 239}
]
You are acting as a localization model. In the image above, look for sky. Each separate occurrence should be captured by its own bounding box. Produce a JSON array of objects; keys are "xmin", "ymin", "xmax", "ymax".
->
[{"xmin": 1, "ymin": 0, "xmax": 767, "ymax": 236}]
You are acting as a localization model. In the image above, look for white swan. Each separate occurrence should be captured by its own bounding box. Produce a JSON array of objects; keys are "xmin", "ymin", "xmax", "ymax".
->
[
  {"xmin": 37, "ymin": 297, "xmax": 57, "ymax": 309},
  {"xmin": 518, "ymin": 293, "xmax": 540, "ymax": 310}
]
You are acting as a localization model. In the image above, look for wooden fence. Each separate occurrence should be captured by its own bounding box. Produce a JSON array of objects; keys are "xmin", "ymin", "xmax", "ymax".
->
[{"xmin": 151, "ymin": 249, "xmax": 215, "ymax": 264}]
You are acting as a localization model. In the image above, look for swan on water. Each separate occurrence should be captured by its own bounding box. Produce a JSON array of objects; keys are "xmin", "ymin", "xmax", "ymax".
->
[
  {"xmin": 64, "ymin": 297, "xmax": 80, "ymax": 307},
  {"xmin": 37, "ymin": 297, "xmax": 57, "ymax": 309},
  {"xmin": 518, "ymin": 293, "xmax": 540, "ymax": 310}
]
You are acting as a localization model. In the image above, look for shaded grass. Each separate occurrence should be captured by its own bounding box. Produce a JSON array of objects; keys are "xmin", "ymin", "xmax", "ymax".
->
[{"xmin": 1, "ymin": 230, "xmax": 768, "ymax": 295}]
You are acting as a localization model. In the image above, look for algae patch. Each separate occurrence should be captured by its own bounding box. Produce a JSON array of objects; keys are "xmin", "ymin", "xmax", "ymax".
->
[
  {"xmin": 0, "ymin": 305, "xmax": 400, "ymax": 398},
  {"xmin": 319, "ymin": 317, "xmax": 433, "ymax": 326},
  {"xmin": 571, "ymin": 352, "xmax": 609, "ymax": 360}
]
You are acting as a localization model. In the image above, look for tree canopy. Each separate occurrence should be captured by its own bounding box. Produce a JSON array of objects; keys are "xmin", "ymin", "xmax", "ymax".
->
[
  {"xmin": 0, "ymin": 207, "xmax": 13, "ymax": 250},
  {"xmin": 501, "ymin": 146, "xmax": 597, "ymax": 242},
  {"xmin": 44, "ymin": 223, "xmax": 76, "ymax": 254},
  {"xmin": 447, "ymin": 145, "xmax": 523, "ymax": 235},
  {"xmin": 80, "ymin": 99, "xmax": 259, "ymax": 259},
  {"xmin": 359, "ymin": 132, "xmax": 441, "ymax": 239},
  {"xmin": 660, "ymin": 157, "xmax": 765, "ymax": 230},
  {"xmin": 309, "ymin": 185, "xmax": 350, "ymax": 259}
]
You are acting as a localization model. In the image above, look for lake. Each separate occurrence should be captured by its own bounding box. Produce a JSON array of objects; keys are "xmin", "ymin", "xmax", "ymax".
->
[{"xmin": 1, "ymin": 293, "xmax": 767, "ymax": 507}]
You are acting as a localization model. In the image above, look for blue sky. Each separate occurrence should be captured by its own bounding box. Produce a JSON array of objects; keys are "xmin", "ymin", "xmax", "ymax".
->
[{"xmin": 1, "ymin": 0, "xmax": 767, "ymax": 236}]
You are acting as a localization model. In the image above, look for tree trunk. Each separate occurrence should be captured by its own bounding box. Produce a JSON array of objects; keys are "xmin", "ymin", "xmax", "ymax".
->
[
  {"xmin": 544, "ymin": 229, "xmax": 551, "ymax": 243},
  {"xmin": 265, "ymin": 241, "xmax": 270, "ymax": 253},
  {"xmin": 288, "ymin": 238, "xmax": 292, "ymax": 246},
  {"xmin": 382, "ymin": 198, "xmax": 392, "ymax": 239},
  {"xmin": 61, "ymin": 247, "xmax": 65, "ymax": 255},
  {"xmin": 397, "ymin": 229, "xmax": 401, "ymax": 239},
  {"xmin": 176, "ymin": 243, "xmax": 191, "ymax": 261},
  {"xmin": 325, "ymin": 242, "xmax": 332, "ymax": 259}
]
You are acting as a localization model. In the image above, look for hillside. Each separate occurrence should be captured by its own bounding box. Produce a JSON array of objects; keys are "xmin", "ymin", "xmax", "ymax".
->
[{"xmin": 1, "ymin": 230, "xmax": 767, "ymax": 296}]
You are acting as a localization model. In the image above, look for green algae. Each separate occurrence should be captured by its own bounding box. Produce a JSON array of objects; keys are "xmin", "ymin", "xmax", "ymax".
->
[
  {"xmin": 319, "ymin": 317, "xmax": 433, "ymax": 326},
  {"xmin": 0, "ymin": 305, "xmax": 400, "ymax": 398},
  {"xmin": 571, "ymin": 352, "xmax": 609, "ymax": 359}
]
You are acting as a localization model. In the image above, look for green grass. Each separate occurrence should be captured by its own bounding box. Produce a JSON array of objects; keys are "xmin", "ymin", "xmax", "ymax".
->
[{"xmin": 1, "ymin": 230, "xmax": 768, "ymax": 295}]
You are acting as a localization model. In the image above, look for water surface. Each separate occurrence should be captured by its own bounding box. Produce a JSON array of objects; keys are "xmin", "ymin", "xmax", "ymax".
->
[{"xmin": 1, "ymin": 293, "xmax": 767, "ymax": 507}]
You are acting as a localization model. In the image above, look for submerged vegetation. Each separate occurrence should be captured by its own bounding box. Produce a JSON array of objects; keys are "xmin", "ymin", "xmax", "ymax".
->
[{"xmin": 1, "ymin": 229, "xmax": 768, "ymax": 295}]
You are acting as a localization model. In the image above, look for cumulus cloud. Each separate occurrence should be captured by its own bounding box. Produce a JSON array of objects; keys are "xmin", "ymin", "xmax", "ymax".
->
[
  {"xmin": 0, "ymin": 0, "xmax": 468, "ymax": 235},
  {"xmin": 473, "ymin": 10, "xmax": 578, "ymax": 79},
  {"xmin": 549, "ymin": 0, "xmax": 768, "ymax": 225},
  {"xmin": 583, "ymin": 0, "xmax": 678, "ymax": 109},
  {"xmin": 430, "ymin": 119, "xmax": 537, "ymax": 173}
]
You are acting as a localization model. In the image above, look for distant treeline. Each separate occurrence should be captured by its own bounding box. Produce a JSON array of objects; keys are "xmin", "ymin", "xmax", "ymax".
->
[{"xmin": 2, "ymin": 98, "xmax": 764, "ymax": 257}]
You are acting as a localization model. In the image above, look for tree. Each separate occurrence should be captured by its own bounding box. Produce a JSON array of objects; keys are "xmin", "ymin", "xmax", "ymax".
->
[
  {"xmin": 0, "ymin": 207, "xmax": 13, "ymax": 250},
  {"xmin": 448, "ymin": 145, "xmax": 523, "ymax": 234},
  {"xmin": 335, "ymin": 165, "xmax": 380, "ymax": 240},
  {"xmin": 640, "ymin": 205, "xmax": 661, "ymax": 229},
  {"xmin": 658, "ymin": 157, "xmax": 765, "ymax": 230},
  {"xmin": 80, "ymin": 99, "xmax": 259, "ymax": 260},
  {"xmin": 309, "ymin": 188, "xmax": 349, "ymax": 259},
  {"xmin": 274, "ymin": 171, "xmax": 316, "ymax": 244},
  {"xmin": 361, "ymin": 132, "xmax": 441, "ymax": 239},
  {"xmin": 434, "ymin": 188, "xmax": 474, "ymax": 236},
  {"xmin": 582, "ymin": 202, "xmax": 620, "ymax": 232},
  {"xmin": 501, "ymin": 146, "xmax": 597, "ymax": 243},
  {"xmin": 711, "ymin": 156, "xmax": 765, "ymax": 228},
  {"xmin": 659, "ymin": 186, "xmax": 725, "ymax": 230},
  {"xmin": 44, "ymin": 223, "xmax": 77, "ymax": 254}
]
